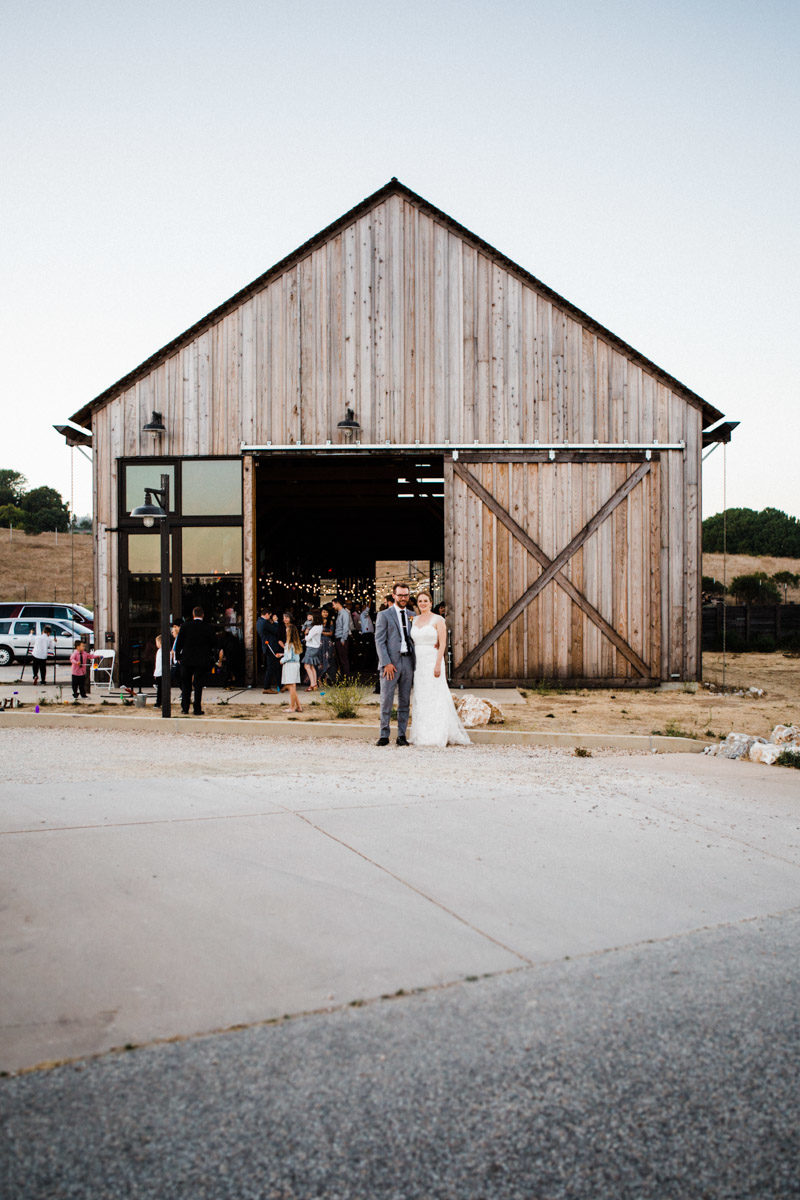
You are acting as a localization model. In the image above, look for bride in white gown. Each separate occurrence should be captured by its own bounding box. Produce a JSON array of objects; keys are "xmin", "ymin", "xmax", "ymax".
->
[{"xmin": 409, "ymin": 591, "xmax": 470, "ymax": 747}]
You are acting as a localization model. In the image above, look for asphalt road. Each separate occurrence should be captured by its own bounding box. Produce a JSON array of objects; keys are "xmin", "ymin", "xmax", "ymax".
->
[{"xmin": 2, "ymin": 910, "xmax": 798, "ymax": 1200}]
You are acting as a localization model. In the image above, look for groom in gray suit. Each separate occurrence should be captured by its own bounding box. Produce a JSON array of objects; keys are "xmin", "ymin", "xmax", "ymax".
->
[{"xmin": 374, "ymin": 582, "xmax": 415, "ymax": 746}]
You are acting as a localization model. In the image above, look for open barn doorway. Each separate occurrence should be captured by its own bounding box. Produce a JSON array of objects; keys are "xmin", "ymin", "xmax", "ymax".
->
[{"xmin": 253, "ymin": 452, "xmax": 444, "ymax": 674}]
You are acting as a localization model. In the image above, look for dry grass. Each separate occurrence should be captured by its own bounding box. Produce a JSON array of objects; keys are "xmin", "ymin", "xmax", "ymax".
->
[
  {"xmin": 0, "ymin": 530, "xmax": 93, "ymax": 606},
  {"xmin": 704, "ymin": 553, "xmax": 800, "ymax": 601}
]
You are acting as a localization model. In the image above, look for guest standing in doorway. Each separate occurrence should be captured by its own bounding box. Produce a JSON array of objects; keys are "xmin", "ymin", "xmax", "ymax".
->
[
  {"xmin": 332, "ymin": 597, "xmax": 352, "ymax": 676},
  {"xmin": 319, "ymin": 605, "xmax": 335, "ymax": 682},
  {"xmin": 302, "ymin": 609, "xmax": 323, "ymax": 691}
]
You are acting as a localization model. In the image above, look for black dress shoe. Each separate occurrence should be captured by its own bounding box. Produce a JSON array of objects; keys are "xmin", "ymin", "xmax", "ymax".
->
[
  {"xmin": 376, "ymin": 737, "xmax": 390, "ymax": 746},
  {"xmin": 194, "ymin": 710, "xmax": 204, "ymax": 716},
  {"xmin": 396, "ymin": 735, "xmax": 409, "ymax": 747}
]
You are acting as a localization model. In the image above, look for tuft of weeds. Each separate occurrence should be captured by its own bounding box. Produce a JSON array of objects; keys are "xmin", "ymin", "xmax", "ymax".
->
[
  {"xmin": 651, "ymin": 720, "xmax": 698, "ymax": 739},
  {"xmin": 776, "ymin": 749, "xmax": 800, "ymax": 769},
  {"xmin": 530, "ymin": 679, "xmax": 562, "ymax": 696},
  {"xmin": 322, "ymin": 677, "xmax": 369, "ymax": 719},
  {"xmin": 574, "ymin": 747, "xmax": 592, "ymax": 758}
]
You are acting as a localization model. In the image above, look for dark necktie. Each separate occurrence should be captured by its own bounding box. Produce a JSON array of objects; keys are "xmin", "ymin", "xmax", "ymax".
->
[{"xmin": 400, "ymin": 608, "xmax": 409, "ymax": 647}]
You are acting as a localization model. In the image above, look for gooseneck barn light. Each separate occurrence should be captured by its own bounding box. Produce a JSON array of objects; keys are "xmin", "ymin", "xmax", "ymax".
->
[
  {"xmin": 130, "ymin": 475, "xmax": 171, "ymax": 717},
  {"xmin": 130, "ymin": 489, "xmax": 166, "ymax": 529}
]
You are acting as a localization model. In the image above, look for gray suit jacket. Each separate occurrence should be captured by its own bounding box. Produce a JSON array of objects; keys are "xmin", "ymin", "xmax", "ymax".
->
[{"xmin": 374, "ymin": 606, "xmax": 416, "ymax": 671}]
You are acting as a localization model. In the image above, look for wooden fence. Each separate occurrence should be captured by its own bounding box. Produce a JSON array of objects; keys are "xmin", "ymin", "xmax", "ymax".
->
[{"xmin": 702, "ymin": 603, "xmax": 800, "ymax": 650}]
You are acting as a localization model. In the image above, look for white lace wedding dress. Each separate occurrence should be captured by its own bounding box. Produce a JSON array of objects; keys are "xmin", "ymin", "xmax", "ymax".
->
[{"xmin": 409, "ymin": 621, "xmax": 470, "ymax": 747}]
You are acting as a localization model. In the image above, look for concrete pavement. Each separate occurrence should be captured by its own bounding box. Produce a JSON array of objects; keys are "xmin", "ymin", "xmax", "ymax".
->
[{"xmin": 1, "ymin": 728, "xmax": 797, "ymax": 1074}]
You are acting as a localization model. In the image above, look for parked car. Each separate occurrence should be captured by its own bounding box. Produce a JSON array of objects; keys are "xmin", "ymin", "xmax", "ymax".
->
[
  {"xmin": 0, "ymin": 602, "xmax": 94, "ymax": 633},
  {"xmin": 0, "ymin": 617, "xmax": 95, "ymax": 667}
]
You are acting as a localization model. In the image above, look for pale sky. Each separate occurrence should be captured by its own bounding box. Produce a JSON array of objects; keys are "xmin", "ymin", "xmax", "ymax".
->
[{"xmin": 2, "ymin": 0, "xmax": 798, "ymax": 522}]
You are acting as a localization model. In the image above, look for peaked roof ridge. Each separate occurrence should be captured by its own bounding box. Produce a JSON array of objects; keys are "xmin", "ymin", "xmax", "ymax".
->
[{"xmin": 72, "ymin": 177, "xmax": 722, "ymax": 427}]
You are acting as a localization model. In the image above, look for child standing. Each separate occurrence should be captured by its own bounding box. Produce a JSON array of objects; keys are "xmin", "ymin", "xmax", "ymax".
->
[
  {"xmin": 279, "ymin": 624, "xmax": 303, "ymax": 713},
  {"xmin": 70, "ymin": 639, "xmax": 90, "ymax": 698},
  {"xmin": 30, "ymin": 625, "xmax": 55, "ymax": 684},
  {"xmin": 153, "ymin": 634, "xmax": 163, "ymax": 706}
]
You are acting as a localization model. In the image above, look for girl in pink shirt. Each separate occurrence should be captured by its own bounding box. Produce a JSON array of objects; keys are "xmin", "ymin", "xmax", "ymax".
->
[{"xmin": 70, "ymin": 640, "xmax": 90, "ymax": 698}]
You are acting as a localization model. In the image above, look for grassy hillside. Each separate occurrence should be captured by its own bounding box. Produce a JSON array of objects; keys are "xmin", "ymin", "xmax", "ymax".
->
[
  {"xmin": 704, "ymin": 553, "xmax": 800, "ymax": 602},
  {"xmin": 0, "ymin": 529, "xmax": 93, "ymax": 607}
]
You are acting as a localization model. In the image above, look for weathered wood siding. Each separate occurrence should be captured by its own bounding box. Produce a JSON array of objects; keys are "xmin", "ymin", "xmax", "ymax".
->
[{"xmin": 90, "ymin": 192, "xmax": 704, "ymax": 679}]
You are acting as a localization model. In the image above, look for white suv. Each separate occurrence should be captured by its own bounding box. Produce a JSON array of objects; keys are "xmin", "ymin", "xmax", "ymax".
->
[{"xmin": 0, "ymin": 618, "xmax": 94, "ymax": 667}]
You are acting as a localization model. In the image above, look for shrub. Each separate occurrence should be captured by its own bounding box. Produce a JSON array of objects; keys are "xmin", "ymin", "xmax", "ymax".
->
[
  {"xmin": 776, "ymin": 749, "xmax": 800, "ymax": 769},
  {"xmin": 729, "ymin": 572, "xmax": 781, "ymax": 605},
  {"xmin": 702, "ymin": 576, "xmax": 726, "ymax": 598},
  {"xmin": 652, "ymin": 721, "xmax": 698, "ymax": 739},
  {"xmin": 322, "ymin": 676, "xmax": 369, "ymax": 719}
]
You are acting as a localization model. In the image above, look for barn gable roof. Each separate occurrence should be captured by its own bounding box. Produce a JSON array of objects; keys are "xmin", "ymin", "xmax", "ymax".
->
[{"xmin": 70, "ymin": 178, "xmax": 723, "ymax": 429}]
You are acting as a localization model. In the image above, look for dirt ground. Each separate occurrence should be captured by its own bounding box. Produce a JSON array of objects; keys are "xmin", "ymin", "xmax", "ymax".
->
[{"xmin": 37, "ymin": 651, "xmax": 799, "ymax": 744}]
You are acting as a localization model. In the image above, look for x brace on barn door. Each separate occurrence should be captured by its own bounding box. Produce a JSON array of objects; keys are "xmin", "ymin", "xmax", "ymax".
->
[{"xmin": 452, "ymin": 459, "xmax": 654, "ymax": 679}]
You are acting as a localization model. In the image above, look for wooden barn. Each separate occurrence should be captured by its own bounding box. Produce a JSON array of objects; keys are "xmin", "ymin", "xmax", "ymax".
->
[{"xmin": 68, "ymin": 178, "xmax": 730, "ymax": 687}]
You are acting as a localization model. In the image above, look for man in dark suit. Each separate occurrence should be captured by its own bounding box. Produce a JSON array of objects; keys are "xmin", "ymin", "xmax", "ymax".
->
[
  {"xmin": 257, "ymin": 607, "xmax": 282, "ymax": 693},
  {"xmin": 174, "ymin": 606, "xmax": 216, "ymax": 715}
]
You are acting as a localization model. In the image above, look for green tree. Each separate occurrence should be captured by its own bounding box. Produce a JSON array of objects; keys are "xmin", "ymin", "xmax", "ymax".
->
[
  {"xmin": 0, "ymin": 469, "xmax": 27, "ymax": 508},
  {"xmin": 729, "ymin": 572, "xmax": 781, "ymax": 605},
  {"xmin": 0, "ymin": 502, "xmax": 27, "ymax": 529},
  {"xmin": 20, "ymin": 485, "xmax": 70, "ymax": 534},
  {"xmin": 703, "ymin": 507, "xmax": 800, "ymax": 555},
  {"xmin": 772, "ymin": 571, "xmax": 800, "ymax": 603}
]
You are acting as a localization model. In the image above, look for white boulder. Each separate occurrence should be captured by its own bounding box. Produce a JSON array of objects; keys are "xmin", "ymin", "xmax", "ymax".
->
[
  {"xmin": 454, "ymin": 695, "xmax": 492, "ymax": 728},
  {"xmin": 715, "ymin": 733, "xmax": 767, "ymax": 760},
  {"xmin": 770, "ymin": 724, "xmax": 800, "ymax": 745},
  {"xmin": 748, "ymin": 742, "xmax": 784, "ymax": 766}
]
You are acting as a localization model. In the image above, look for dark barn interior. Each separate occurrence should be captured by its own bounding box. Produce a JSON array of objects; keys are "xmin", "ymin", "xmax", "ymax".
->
[{"xmin": 253, "ymin": 453, "xmax": 445, "ymax": 614}]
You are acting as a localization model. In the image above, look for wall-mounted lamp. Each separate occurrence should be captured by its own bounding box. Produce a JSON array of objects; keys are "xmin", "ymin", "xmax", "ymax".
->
[
  {"xmin": 130, "ymin": 488, "xmax": 166, "ymax": 529},
  {"xmin": 130, "ymin": 475, "xmax": 171, "ymax": 716},
  {"xmin": 336, "ymin": 407, "xmax": 360, "ymax": 445},
  {"xmin": 142, "ymin": 411, "xmax": 166, "ymax": 447}
]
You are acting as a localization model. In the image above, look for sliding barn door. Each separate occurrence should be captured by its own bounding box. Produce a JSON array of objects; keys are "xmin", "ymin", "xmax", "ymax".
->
[{"xmin": 444, "ymin": 453, "xmax": 661, "ymax": 684}]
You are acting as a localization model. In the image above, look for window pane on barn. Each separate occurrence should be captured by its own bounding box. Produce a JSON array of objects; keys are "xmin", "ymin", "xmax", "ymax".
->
[
  {"xmin": 182, "ymin": 526, "xmax": 242, "ymax": 574},
  {"xmin": 182, "ymin": 460, "xmax": 241, "ymax": 515},
  {"xmin": 127, "ymin": 534, "xmax": 172, "ymax": 573},
  {"xmin": 125, "ymin": 465, "xmax": 175, "ymax": 515}
]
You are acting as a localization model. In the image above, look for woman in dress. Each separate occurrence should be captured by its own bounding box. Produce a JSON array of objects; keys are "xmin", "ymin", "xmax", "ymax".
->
[
  {"xmin": 302, "ymin": 608, "xmax": 323, "ymax": 690},
  {"xmin": 409, "ymin": 591, "xmax": 470, "ymax": 747},
  {"xmin": 278, "ymin": 623, "xmax": 303, "ymax": 713},
  {"xmin": 318, "ymin": 605, "xmax": 335, "ymax": 683}
]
